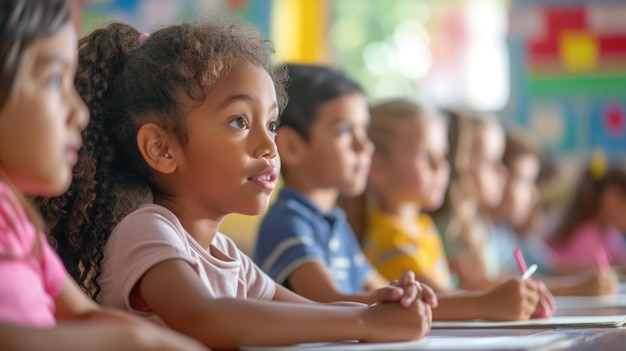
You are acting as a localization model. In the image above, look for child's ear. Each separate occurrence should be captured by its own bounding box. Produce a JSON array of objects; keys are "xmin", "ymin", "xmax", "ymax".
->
[
  {"xmin": 137, "ymin": 123, "xmax": 177, "ymax": 174},
  {"xmin": 276, "ymin": 126, "xmax": 306, "ymax": 167}
]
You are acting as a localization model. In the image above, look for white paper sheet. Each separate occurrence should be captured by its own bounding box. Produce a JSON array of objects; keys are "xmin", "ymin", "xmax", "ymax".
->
[
  {"xmin": 240, "ymin": 335, "xmax": 569, "ymax": 351},
  {"xmin": 555, "ymin": 295, "xmax": 626, "ymax": 309},
  {"xmin": 431, "ymin": 315, "xmax": 626, "ymax": 329}
]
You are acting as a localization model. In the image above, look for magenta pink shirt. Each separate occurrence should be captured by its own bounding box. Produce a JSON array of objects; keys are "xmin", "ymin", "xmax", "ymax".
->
[
  {"xmin": 550, "ymin": 220, "xmax": 626, "ymax": 269},
  {"xmin": 0, "ymin": 181, "xmax": 66, "ymax": 328}
]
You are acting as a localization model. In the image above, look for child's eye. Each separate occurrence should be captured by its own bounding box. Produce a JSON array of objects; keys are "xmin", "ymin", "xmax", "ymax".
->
[
  {"xmin": 268, "ymin": 120, "xmax": 279, "ymax": 134},
  {"xmin": 337, "ymin": 127, "xmax": 351, "ymax": 135},
  {"xmin": 46, "ymin": 74, "xmax": 62, "ymax": 88},
  {"xmin": 228, "ymin": 116, "xmax": 248, "ymax": 130}
]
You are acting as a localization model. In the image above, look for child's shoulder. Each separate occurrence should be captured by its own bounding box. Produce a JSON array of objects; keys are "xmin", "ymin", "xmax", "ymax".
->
[
  {"xmin": 117, "ymin": 203, "xmax": 179, "ymax": 225},
  {"xmin": 111, "ymin": 203, "xmax": 186, "ymax": 242},
  {"xmin": 417, "ymin": 213, "xmax": 437, "ymax": 228},
  {"xmin": 0, "ymin": 180, "xmax": 22, "ymax": 215},
  {"xmin": 263, "ymin": 188, "xmax": 321, "ymax": 223},
  {"xmin": 569, "ymin": 220, "xmax": 602, "ymax": 239}
]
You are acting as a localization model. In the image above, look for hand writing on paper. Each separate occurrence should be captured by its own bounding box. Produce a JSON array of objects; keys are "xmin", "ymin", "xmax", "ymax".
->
[
  {"xmin": 478, "ymin": 278, "xmax": 540, "ymax": 321},
  {"xmin": 531, "ymin": 280, "xmax": 555, "ymax": 319},
  {"xmin": 576, "ymin": 268, "xmax": 619, "ymax": 296},
  {"xmin": 370, "ymin": 270, "xmax": 438, "ymax": 308}
]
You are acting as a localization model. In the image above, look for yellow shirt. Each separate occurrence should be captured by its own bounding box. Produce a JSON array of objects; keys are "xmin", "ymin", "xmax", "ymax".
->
[{"xmin": 363, "ymin": 211, "xmax": 453, "ymax": 290}]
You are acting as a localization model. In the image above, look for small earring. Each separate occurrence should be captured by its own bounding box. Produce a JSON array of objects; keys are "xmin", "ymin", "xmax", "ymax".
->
[{"xmin": 164, "ymin": 152, "xmax": 172, "ymax": 159}]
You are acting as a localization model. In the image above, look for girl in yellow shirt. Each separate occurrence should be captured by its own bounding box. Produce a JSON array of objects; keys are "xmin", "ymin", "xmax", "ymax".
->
[{"xmin": 344, "ymin": 99, "xmax": 555, "ymax": 320}]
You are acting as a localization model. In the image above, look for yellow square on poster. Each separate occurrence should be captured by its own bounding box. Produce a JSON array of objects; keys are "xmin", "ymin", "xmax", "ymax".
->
[{"xmin": 559, "ymin": 31, "xmax": 598, "ymax": 72}]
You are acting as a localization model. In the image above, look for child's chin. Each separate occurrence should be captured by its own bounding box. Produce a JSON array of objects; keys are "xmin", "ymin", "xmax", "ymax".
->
[
  {"xmin": 24, "ymin": 176, "xmax": 71, "ymax": 198},
  {"xmin": 238, "ymin": 202, "xmax": 269, "ymax": 216},
  {"xmin": 342, "ymin": 183, "xmax": 367, "ymax": 198}
]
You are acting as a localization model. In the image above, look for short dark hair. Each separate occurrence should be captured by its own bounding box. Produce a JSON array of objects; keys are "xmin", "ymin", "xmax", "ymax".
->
[{"xmin": 279, "ymin": 64, "xmax": 363, "ymax": 140}]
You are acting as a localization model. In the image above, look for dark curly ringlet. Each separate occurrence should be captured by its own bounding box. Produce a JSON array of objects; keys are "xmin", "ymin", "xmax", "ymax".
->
[
  {"xmin": 278, "ymin": 63, "xmax": 363, "ymax": 141},
  {"xmin": 36, "ymin": 18, "xmax": 288, "ymax": 299}
]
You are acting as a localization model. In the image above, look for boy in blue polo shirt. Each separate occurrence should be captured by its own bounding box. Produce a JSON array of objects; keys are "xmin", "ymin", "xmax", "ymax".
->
[
  {"xmin": 254, "ymin": 64, "xmax": 413, "ymax": 304},
  {"xmin": 253, "ymin": 65, "xmax": 554, "ymax": 322}
]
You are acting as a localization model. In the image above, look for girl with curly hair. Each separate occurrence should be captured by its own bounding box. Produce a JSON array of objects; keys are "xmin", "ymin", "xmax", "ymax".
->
[{"xmin": 37, "ymin": 18, "xmax": 436, "ymax": 350}]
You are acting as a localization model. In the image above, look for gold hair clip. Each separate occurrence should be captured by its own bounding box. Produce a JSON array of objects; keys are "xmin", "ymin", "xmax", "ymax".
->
[{"xmin": 590, "ymin": 149, "xmax": 606, "ymax": 180}]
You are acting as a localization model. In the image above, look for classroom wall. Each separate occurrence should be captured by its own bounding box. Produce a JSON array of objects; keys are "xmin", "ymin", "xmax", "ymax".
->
[{"xmin": 78, "ymin": 0, "xmax": 625, "ymax": 253}]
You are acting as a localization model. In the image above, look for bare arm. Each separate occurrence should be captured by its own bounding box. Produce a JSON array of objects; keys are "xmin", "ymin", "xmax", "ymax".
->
[
  {"xmin": 138, "ymin": 259, "xmax": 432, "ymax": 349},
  {"xmin": 541, "ymin": 268, "xmax": 618, "ymax": 296},
  {"xmin": 363, "ymin": 271, "xmax": 389, "ymax": 292},
  {"xmin": 287, "ymin": 262, "xmax": 376, "ymax": 304},
  {"xmin": 433, "ymin": 279, "xmax": 540, "ymax": 321},
  {"xmin": 50, "ymin": 276, "xmax": 208, "ymax": 351},
  {"xmin": 272, "ymin": 283, "xmax": 316, "ymax": 303},
  {"xmin": 0, "ymin": 322, "xmax": 208, "ymax": 351},
  {"xmin": 448, "ymin": 254, "xmax": 500, "ymax": 291}
]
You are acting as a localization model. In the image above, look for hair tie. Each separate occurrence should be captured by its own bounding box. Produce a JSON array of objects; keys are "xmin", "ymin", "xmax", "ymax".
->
[
  {"xmin": 137, "ymin": 32, "xmax": 150, "ymax": 44},
  {"xmin": 590, "ymin": 149, "xmax": 606, "ymax": 180}
]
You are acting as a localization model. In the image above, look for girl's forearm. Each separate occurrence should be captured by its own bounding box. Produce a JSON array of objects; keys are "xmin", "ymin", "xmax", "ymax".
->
[
  {"xmin": 430, "ymin": 293, "xmax": 481, "ymax": 320},
  {"xmin": 177, "ymin": 298, "xmax": 368, "ymax": 349},
  {"xmin": 0, "ymin": 323, "xmax": 184, "ymax": 351}
]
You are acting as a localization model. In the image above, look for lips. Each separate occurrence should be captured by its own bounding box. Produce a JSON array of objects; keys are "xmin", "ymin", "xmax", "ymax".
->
[
  {"xmin": 66, "ymin": 138, "xmax": 82, "ymax": 166},
  {"xmin": 247, "ymin": 165, "xmax": 279, "ymax": 190},
  {"xmin": 356, "ymin": 162, "xmax": 370, "ymax": 176}
]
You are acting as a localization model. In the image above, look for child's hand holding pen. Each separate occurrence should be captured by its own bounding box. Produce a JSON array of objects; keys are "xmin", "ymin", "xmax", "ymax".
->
[
  {"xmin": 370, "ymin": 270, "xmax": 438, "ymax": 309},
  {"xmin": 576, "ymin": 267, "xmax": 618, "ymax": 296},
  {"xmin": 514, "ymin": 248, "xmax": 555, "ymax": 319}
]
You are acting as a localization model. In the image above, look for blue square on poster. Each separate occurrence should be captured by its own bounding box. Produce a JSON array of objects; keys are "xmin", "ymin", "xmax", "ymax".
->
[
  {"xmin": 589, "ymin": 101, "xmax": 626, "ymax": 156},
  {"xmin": 521, "ymin": 99, "xmax": 583, "ymax": 155}
]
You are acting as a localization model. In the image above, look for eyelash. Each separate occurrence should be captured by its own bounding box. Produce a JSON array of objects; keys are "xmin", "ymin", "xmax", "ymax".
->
[
  {"xmin": 229, "ymin": 116, "xmax": 279, "ymax": 134},
  {"xmin": 229, "ymin": 116, "xmax": 248, "ymax": 130},
  {"xmin": 268, "ymin": 120, "xmax": 279, "ymax": 134}
]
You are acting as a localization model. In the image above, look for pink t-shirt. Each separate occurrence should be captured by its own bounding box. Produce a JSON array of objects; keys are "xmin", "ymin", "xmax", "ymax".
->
[
  {"xmin": 98, "ymin": 204, "xmax": 276, "ymax": 325},
  {"xmin": 0, "ymin": 181, "xmax": 66, "ymax": 328},
  {"xmin": 550, "ymin": 220, "xmax": 626, "ymax": 269}
]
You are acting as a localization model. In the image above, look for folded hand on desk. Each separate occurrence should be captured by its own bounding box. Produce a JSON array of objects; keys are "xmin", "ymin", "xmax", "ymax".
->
[
  {"xmin": 361, "ymin": 271, "xmax": 435, "ymax": 342},
  {"xmin": 371, "ymin": 270, "xmax": 438, "ymax": 309},
  {"xmin": 361, "ymin": 293, "xmax": 433, "ymax": 342}
]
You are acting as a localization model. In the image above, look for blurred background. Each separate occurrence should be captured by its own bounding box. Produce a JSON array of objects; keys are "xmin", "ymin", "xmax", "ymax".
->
[{"xmin": 74, "ymin": 0, "xmax": 626, "ymax": 253}]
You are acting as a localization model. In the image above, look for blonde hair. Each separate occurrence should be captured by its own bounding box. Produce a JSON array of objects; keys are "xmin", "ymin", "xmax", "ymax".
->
[
  {"xmin": 339, "ymin": 99, "xmax": 440, "ymax": 241},
  {"xmin": 434, "ymin": 110, "xmax": 501, "ymax": 266},
  {"xmin": 369, "ymin": 99, "xmax": 439, "ymax": 154}
]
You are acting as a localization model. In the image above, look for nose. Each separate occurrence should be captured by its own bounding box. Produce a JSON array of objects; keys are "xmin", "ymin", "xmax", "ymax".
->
[
  {"xmin": 253, "ymin": 126, "xmax": 278, "ymax": 159},
  {"xmin": 70, "ymin": 87, "xmax": 89, "ymax": 131},
  {"xmin": 437, "ymin": 158, "xmax": 450, "ymax": 174},
  {"xmin": 353, "ymin": 131, "xmax": 374, "ymax": 156}
]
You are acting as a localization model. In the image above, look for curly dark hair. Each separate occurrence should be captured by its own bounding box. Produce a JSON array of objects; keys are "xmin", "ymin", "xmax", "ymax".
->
[{"xmin": 36, "ymin": 19, "xmax": 288, "ymax": 299}]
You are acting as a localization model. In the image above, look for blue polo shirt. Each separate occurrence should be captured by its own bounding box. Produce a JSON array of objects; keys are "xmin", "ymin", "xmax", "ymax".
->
[{"xmin": 254, "ymin": 187, "xmax": 374, "ymax": 294}]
